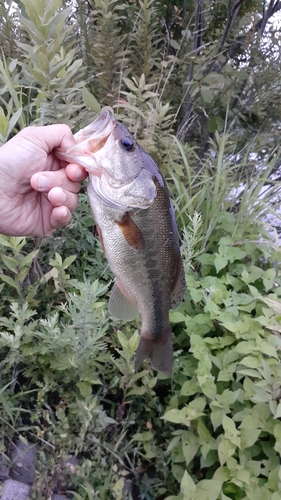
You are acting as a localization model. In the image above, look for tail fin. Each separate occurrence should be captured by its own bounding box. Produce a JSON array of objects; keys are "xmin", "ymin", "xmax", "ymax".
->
[{"xmin": 134, "ymin": 333, "xmax": 173, "ymax": 376}]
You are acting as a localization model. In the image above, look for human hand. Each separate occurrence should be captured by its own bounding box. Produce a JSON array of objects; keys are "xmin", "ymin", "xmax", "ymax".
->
[{"xmin": 0, "ymin": 124, "xmax": 88, "ymax": 237}]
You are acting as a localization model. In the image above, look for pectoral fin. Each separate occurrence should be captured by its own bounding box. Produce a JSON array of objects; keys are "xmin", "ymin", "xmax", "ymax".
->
[
  {"xmin": 171, "ymin": 255, "xmax": 186, "ymax": 309},
  {"xmin": 116, "ymin": 213, "xmax": 145, "ymax": 250},
  {"xmin": 109, "ymin": 281, "xmax": 139, "ymax": 320}
]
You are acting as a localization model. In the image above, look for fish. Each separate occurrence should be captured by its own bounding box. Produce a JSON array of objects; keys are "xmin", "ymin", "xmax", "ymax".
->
[{"xmin": 55, "ymin": 109, "xmax": 186, "ymax": 375}]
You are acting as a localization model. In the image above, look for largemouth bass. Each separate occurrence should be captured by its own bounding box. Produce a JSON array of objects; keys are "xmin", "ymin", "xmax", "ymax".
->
[{"xmin": 55, "ymin": 109, "xmax": 185, "ymax": 375}]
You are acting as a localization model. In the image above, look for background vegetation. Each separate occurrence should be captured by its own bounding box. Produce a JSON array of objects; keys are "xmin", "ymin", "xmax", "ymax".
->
[{"xmin": 0, "ymin": 0, "xmax": 281, "ymax": 498}]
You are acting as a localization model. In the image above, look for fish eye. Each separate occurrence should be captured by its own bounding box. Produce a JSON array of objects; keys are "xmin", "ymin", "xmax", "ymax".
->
[{"xmin": 120, "ymin": 137, "xmax": 135, "ymax": 152}]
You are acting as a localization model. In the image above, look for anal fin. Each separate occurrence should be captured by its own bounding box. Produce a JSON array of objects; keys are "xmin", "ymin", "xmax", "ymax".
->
[{"xmin": 109, "ymin": 281, "xmax": 139, "ymax": 321}]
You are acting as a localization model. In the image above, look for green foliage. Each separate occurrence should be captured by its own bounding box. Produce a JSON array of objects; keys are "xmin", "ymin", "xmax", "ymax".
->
[
  {"xmin": 0, "ymin": 0, "xmax": 281, "ymax": 498},
  {"xmin": 0, "ymin": 198, "xmax": 280, "ymax": 498},
  {"xmin": 86, "ymin": 0, "xmax": 130, "ymax": 105},
  {"xmin": 164, "ymin": 230, "xmax": 281, "ymax": 499}
]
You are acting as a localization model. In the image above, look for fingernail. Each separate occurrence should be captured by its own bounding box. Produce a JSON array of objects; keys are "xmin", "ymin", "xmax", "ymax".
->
[
  {"xmin": 74, "ymin": 167, "xmax": 85, "ymax": 180},
  {"xmin": 62, "ymin": 208, "xmax": 68, "ymax": 218},
  {"xmin": 60, "ymin": 191, "xmax": 67, "ymax": 203},
  {"xmin": 37, "ymin": 175, "xmax": 49, "ymax": 190}
]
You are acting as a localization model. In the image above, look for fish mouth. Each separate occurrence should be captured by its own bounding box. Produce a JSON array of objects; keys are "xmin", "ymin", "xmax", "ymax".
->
[
  {"xmin": 54, "ymin": 109, "xmax": 116, "ymax": 167},
  {"xmin": 74, "ymin": 108, "xmax": 115, "ymax": 143}
]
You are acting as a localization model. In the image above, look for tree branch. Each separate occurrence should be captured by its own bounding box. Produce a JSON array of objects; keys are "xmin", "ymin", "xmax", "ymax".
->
[
  {"xmin": 177, "ymin": 0, "xmax": 281, "ymax": 146},
  {"xmin": 207, "ymin": 0, "xmax": 244, "ymax": 74},
  {"xmin": 177, "ymin": 0, "xmax": 204, "ymax": 141},
  {"xmin": 258, "ymin": 0, "xmax": 281, "ymax": 34}
]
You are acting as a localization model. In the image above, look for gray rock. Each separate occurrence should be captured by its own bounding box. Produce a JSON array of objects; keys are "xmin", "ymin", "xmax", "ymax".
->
[
  {"xmin": 0, "ymin": 454, "xmax": 10, "ymax": 481},
  {"xmin": 0, "ymin": 479, "xmax": 30, "ymax": 500},
  {"xmin": 51, "ymin": 495, "xmax": 70, "ymax": 500},
  {"xmin": 10, "ymin": 440, "xmax": 37, "ymax": 485}
]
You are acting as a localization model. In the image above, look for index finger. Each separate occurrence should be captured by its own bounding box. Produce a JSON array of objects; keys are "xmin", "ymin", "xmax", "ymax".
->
[{"xmin": 20, "ymin": 124, "xmax": 77, "ymax": 153}]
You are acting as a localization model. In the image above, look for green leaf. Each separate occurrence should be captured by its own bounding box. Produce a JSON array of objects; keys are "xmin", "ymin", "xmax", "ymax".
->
[
  {"xmin": 218, "ymin": 438, "xmax": 236, "ymax": 466},
  {"xmin": 204, "ymin": 298, "xmax": 220, "ymax": 316},
  {"xmin": 210, "ymin": 407, "xmax": 225, "ymax": 430},
  {"xmin": 208, "ymin": 116, "xmax": 217, "ymax": 133},
  {"xmin": 180, "ymin": 470, "xmax": 196, "ymax": 499},
  {"xmin": 238, "ymin": 356, "xmax": 261, "ymax": 369},
  {"xmin": 170, "ymin": 311, "xmax": 186, "ymax": 323},
  {"xmin": 190, "ymin": 288, "xmax": 204, "ymax": 303},
  {"xmin": 7, "ymin": 107, "xmax": 23, "ymax": 136},
  {"xmin": 0, "ymin": 107, "xmax": 9, "ymax": 137},
  {"xmin": 82, "ymin": 87, "xmax": 101, "ymax": 113},
  {"xmin": 50, "ymin": 253, "xmax": 63, "ymax": 268},
  {"xmin": 127, "ymin": 386, "xmax": 146, "ymax": 396},
  {"xmin": 274, "ymin": 402, "xmax": 281, "ymax": 419},
  {"xmin": 0, "ymin": 275, "xmax": 18, "ymax": 290},
  {"xmin": 127, "ymin": 330, "xmax": 140, "ymax": 356},
  {"xmin": 116, "ymin": 330, "xmax": 128, "ymax": 351},
  {"xmin": 123, "ymin": 77, "xmax": 138, "ymax": 92},
  {"xmin": 18, "ymin": 267, "xmax": 29, "ymax": 283},
  {"xmin": 201, "ymin": 86, "xmax": 213, "ymax": 103},
  {"xmin": 262, "ymin": 297, "xmax": 281, "ymax": 314},
  {"xmin": 170, "ymin": 39, "xmax": 180, "ymax": 50},
  {"xmin": 186, "ymin": 397, "xmax": 206, "ymax": 420},
  {"xmin": 216, "ymin": 116, "xmax": 225, "ymax": 132},
  {"xmin": 181, "ymin": 379, "xmax": 199, "ymax": 397},
  {"xmin": 20, "ymin": 249, "xmax": 39, "ymax": 268},
  {"xmin": 162, "ymin": 408, "xmax": 190, "ymax": 426},
  {"xmin": 63, "ymin": 255, "xmax": 77, "ymax": 269},
  {"xmin": 165, "ymin": 496, "xmax": 182, "ymax": 500},
  {"xmin": 196, "ymin": 480, "xmax": 222, "ymax": 500},
  {"xmin": 2, "ymin": 255, "xmax": 18, "ymax": 274},
  {"xmin": 182, "ymin": 432, "xmax": 200, "ymax": 466},
  {"xmin": 239, "ymin": 426, "xmax": 261, "ymax": 449},
  {"xmin": 214, "ymin": 255, "xmax": 228, "ymax": 272},
  {"xmin": 222, "ymin": 415, "xmax": 240, "ymax": 446},
  {"xmin": 134, "ymin": 431, "xmax": 153, "ymax": 442},
  {"xmin": 77, "ymin": 381, "xmax": 92, "ymax": 398}
]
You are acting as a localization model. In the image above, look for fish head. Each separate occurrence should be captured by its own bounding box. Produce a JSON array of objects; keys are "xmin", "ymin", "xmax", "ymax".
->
[
  {"xmin": 55, "ymin": 109, "xmax": 162, "ymax": 210},
  {"xmin": 54, "ymin": 109, "xmax": 116, "ymax": 174},
  {"xmin": 93, "ymin": 121, "xmax": 161, "ymax": 210}
]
